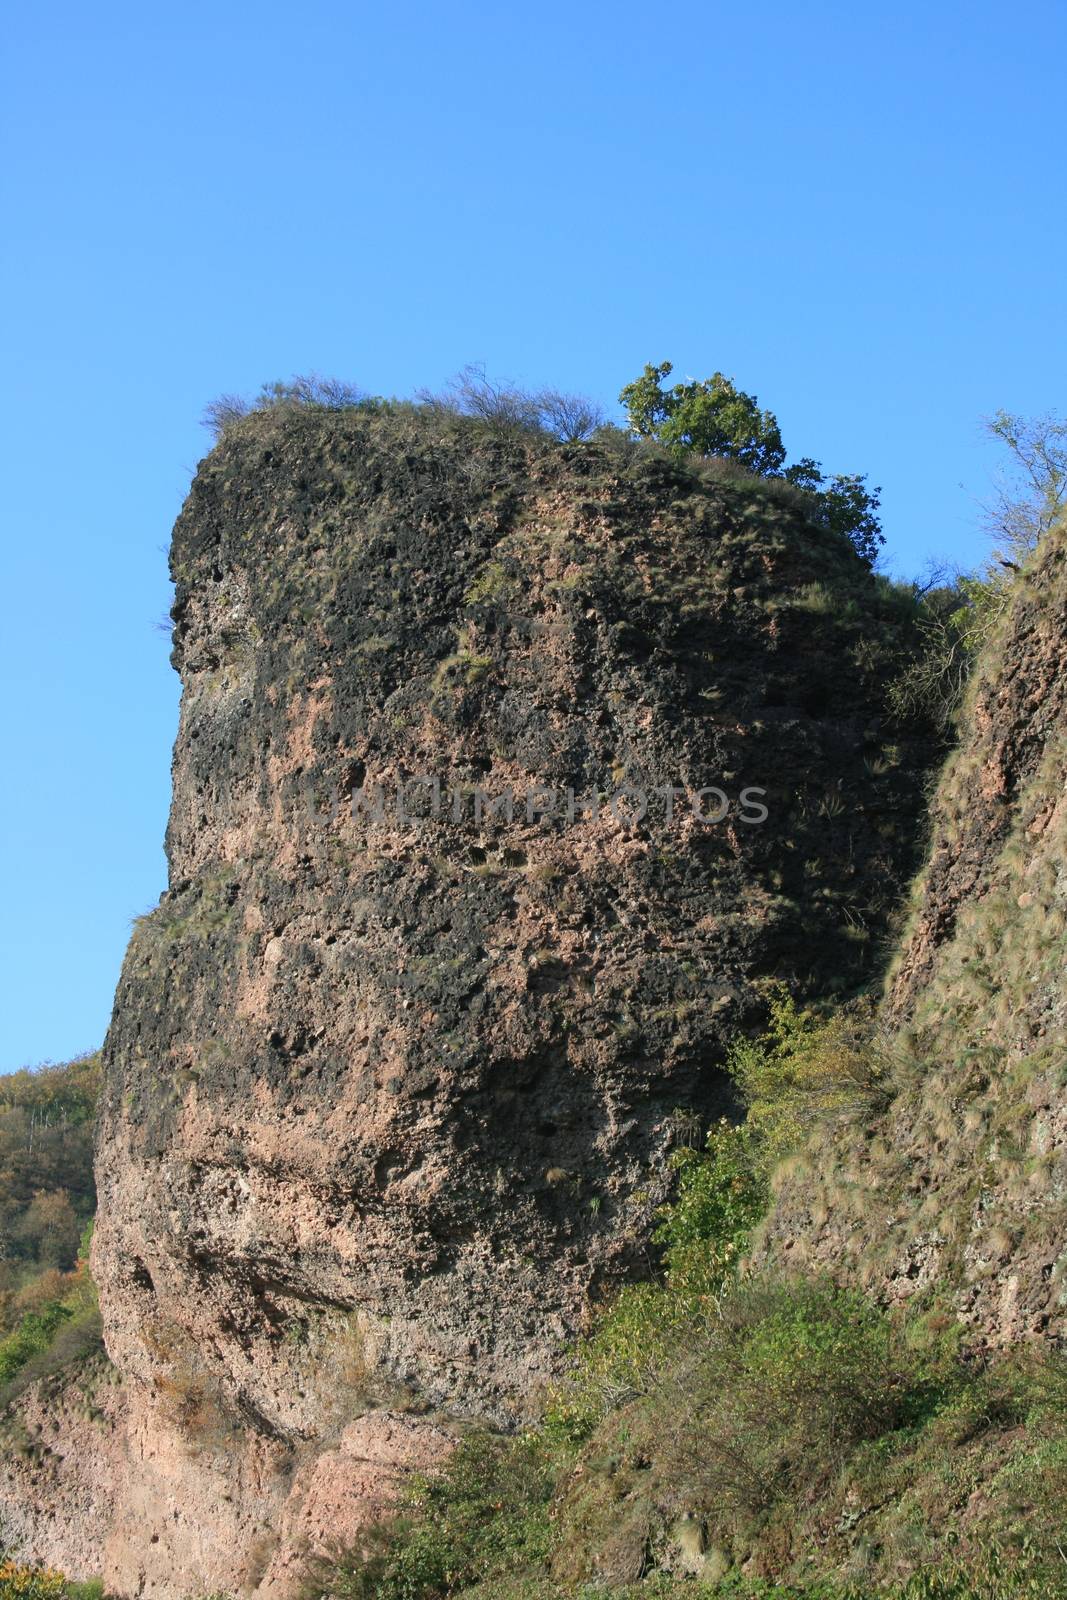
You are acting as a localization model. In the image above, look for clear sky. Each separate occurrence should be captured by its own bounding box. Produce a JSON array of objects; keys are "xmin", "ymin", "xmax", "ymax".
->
[{"xmin": 1, "ymin": 0, "xmax": 1064, "ymax": 1072}]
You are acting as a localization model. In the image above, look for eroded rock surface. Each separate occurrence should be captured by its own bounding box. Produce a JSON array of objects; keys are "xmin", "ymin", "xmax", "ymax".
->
[
  {"xmin": 11, "ymin": 409, "xmax": 938, "ymax": 1594},
  {"xmin": 0, "ymin": 1356, "xmax": 125, "ymax": 1576}
]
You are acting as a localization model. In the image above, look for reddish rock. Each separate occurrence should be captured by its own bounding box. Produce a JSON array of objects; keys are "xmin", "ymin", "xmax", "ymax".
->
[{"xmin": 4, "ymin": 408, "xmax": 937, "ymax": 1594}]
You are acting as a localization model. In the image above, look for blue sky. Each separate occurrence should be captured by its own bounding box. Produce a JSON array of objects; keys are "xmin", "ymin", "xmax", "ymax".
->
[{"xmin": 1, "ymin": 0, "xmax": 1064, "ymax": 1071}]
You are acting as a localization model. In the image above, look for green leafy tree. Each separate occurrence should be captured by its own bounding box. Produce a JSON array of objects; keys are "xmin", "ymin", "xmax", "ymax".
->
[
  {"xmin": 620, "ymin": 360, "xmax": 885, "ymax": 565},
  {"xmin": 785, "ymin": 459, "xmax": 884, "ymax": 567},
  {"xmin": 619, "ymin": 360, "xmax": 785, "ymax": 474}
]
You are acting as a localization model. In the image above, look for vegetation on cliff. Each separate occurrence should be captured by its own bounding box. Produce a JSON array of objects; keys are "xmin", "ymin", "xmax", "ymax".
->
[
  {"xmin": 303, "ymin": 997, "xmax": 1067, "ymax": 1598},
  {"xmin": 0, "ymin": 1565, "xmax": 102, "ymax": 1600}
]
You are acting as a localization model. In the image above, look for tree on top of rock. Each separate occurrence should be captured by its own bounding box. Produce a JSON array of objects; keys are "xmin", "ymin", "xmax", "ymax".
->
[
  {"xmin": 620, "ymin": 361, "xmax": 787, "ymax": 475},
  {"xmin": 619, "ymin": 360, "xmax": 884, "ymax": 568}
]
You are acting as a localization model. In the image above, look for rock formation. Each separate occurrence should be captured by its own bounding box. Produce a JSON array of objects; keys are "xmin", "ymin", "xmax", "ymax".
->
[{"xmin": 3, "ymin": 407, "xmax": 935, "ymax": 1593}]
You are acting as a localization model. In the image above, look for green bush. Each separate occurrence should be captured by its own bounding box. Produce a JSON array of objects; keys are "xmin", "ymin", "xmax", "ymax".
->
[
  {"xmin": 543, "ymin": 992, "xmax": 884, "ymax": 1447},
  {"xmin": 654, "ymin": 1120, "xmax": 769, "ymax": 1288},
  {"xmin": 652, "ymin": 1278, "xmax": 945, "ymax": 1530},
  {"xmin": 544, "ymin": 1121, "xmax": 768, "ymax": 1443},
  {"xmin": 726, "ymin": 990, "xmax": 883, "ymax": 1171},
  {"xmin": 0, "ymin": 1565, "xmax": 68, "ymax": 1600},
  {"xmin": 0, "ymin": 1301, "xmax": 72, "ymax": 1385}
]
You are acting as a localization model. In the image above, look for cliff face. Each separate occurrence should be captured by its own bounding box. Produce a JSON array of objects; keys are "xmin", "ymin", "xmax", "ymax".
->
[
  {"xmin": 3, "ymin": 408, "xmax": 935, "ymax": 1594},
  {"xmin": 764, "ymin": 521, "xmax": 1067, "ymax": 1343}
]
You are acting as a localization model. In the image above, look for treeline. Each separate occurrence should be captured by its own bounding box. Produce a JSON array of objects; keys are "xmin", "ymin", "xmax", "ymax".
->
[{"xmin": 0, "ymin": 1053, "xmax": 99, "ymax": 1337}]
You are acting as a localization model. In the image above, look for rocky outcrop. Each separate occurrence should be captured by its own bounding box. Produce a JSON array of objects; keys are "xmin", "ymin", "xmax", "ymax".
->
[
  {"xmin": 0, "ymin": 1367, "xmax": 451, "ymax": 1597},
  {"xmin": 763, "ymin": 521, "xmax": 1067, "ymax": 1344},
  {"xmin": 0, "ymin": 1355, "xmax": 125, "ymax": 1575},
  {"xmin": 8, "ymin": 407, "xmax": 937, "ymax": 1594}
]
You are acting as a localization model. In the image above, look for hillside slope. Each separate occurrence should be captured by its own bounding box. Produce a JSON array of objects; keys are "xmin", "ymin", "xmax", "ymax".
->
[{"xmin": 763, "ymin": 518, "xmax": 1067, "ymax": 1342}]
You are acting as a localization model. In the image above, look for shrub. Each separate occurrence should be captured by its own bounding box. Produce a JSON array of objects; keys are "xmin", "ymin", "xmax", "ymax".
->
[
  {"xmin": 200, "ymin": 392, "xmax": 250, "ymax": 437},
  {"xmin": 544, "ymin": 989, "xmax": 878, "ymax": 1447},
  {"xmin": 201, "ymin": 374, "xmax": 372, "ymax": 439},
  {"xmin": 0, "ymin": 1565, "xmax": 67, "ymax": 1600},
  {"xmin": 438, "ymin": 365, "xmax": 544, "ymax": 434},
  {"xmin": 301, "ymin": 1432, "xmax": 560, "ymax": 1600},
  {"xmin": 427, "ymin": 365, "xmax": 605, "ymax": 441},
  {"xmin": 653, "ymin": 1120, "xmax": 769, "ymax": 1299},
  {"xmin": 726, "ymin": 991, "xmax": 883, "ymax": 1171},
  {"xmin": 255, "ymin": 375, "xmax": 367, "ymax": 411},
  {"xmin": 537, "ymin": 388, "xmax": 605, "ymax": 442},
  {"xmin": 887, "ymin": 570, "xmax": 1011, "ymax": 732},
  {"xmin": 981, "ymin": 408, "xmax": 1067, "ymax": 562},
  {"xmin": 544, "ymin": 1122, "xmax": 768, "ymax": 1443},
  {"xmin": 542, "ymin": 1280, "xmax": 683, "ymax": 1442},
  {"xmin": 653, "ymin": 1278, "xmax": 944, "ymax": 1531},
  {"xmin": 0, "ymin": 1301, "xmax": 72, "ymax": 1386}
]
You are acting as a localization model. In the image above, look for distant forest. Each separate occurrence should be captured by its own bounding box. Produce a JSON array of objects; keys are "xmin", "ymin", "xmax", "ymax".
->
[{"xmin": 0, "ymin": 1054, "xmax": 99, "ymax": 1338}]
